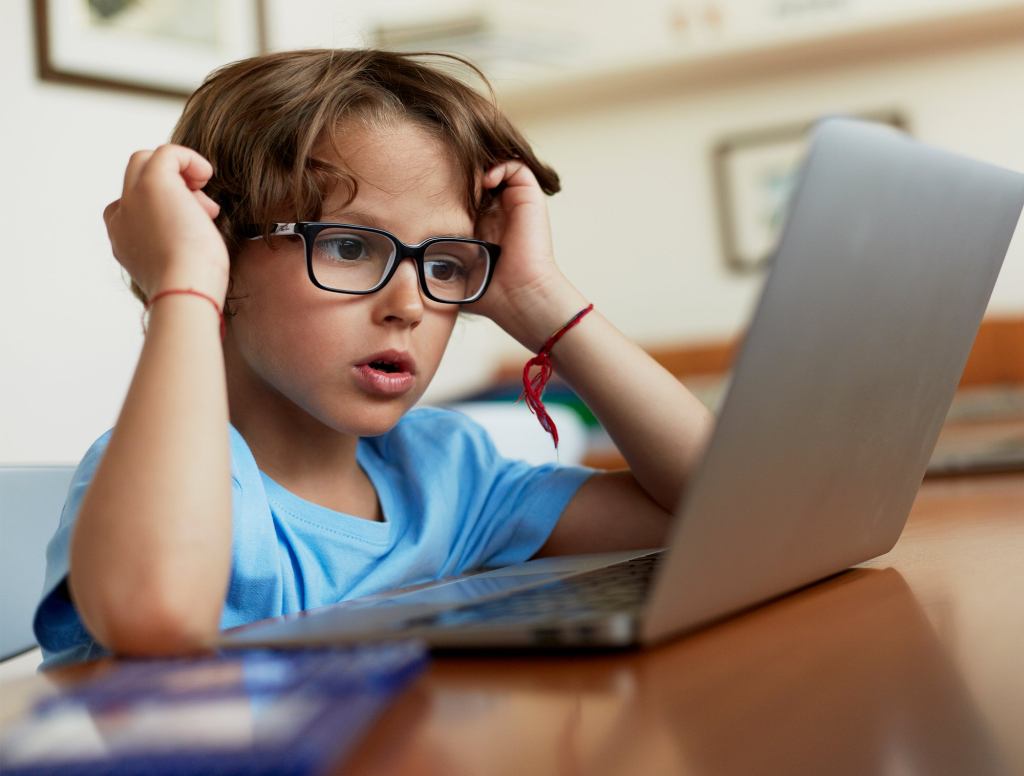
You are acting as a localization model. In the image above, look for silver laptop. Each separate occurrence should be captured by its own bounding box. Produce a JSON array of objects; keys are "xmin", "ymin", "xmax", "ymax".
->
[{"xmin": 221, "ymin": 117, "xmax": 1024, "ymax": 651}]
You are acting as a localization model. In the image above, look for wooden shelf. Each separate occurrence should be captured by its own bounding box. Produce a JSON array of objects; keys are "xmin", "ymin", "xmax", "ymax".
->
[
  {"xmin": 565, "ymin": 315, "xmax": 1024, "ymax": 471},
  {"xmin": 496, "ymin": 4, "xmax": 1024, "ymax": 117}
]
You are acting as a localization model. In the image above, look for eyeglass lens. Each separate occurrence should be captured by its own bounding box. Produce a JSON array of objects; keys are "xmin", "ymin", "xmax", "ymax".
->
[{"xmin": 311, "ymin": 227, "xmax": 490, "ymax": 302}]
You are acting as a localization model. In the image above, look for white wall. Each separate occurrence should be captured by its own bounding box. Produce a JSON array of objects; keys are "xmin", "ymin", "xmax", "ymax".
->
[
  {"xmin": 2, "ymin": 1, "xmax": 1022, "ymax": 463},
  {"xmin": 2, "ymin": 2, "xmax": 185, "ymax": 464},
  {"xmin": 514, "ymin": 36, "xmax": 1024, "ymax": 346}
]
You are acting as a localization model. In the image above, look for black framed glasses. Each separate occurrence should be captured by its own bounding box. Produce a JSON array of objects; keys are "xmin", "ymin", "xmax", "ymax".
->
[{"xmin": 248, "ymin": 222, "xmax": 501, "ymax": 304}]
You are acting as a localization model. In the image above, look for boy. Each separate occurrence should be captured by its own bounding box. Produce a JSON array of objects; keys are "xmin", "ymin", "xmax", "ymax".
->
[{"xmin": 34, "ymin": 49, "xmax": 712, "ymax": 668}]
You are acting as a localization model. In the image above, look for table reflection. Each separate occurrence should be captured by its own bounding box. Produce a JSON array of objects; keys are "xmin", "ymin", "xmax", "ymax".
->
[{"xmin": 349, "ymin": 568, "xmax": 1004, "ymax": 776}]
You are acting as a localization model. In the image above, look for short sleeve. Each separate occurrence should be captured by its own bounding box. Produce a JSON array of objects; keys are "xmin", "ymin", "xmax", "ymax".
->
[
  {"xmin": 32, "ymin": 429, "xmax": 113, "ymax": 668},
  {"xmin": 32, "ymin": 426, "xmax": 282, "ymax": 669},
  {"xmin": 438, "ymin": 409, "xmax": 596, "ymax": 570}
]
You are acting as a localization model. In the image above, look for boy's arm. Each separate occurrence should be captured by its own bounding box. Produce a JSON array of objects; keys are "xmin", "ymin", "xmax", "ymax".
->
[
  {"xmin": 472, "ymin": 161, "xmax": 713, "ymax": 555},
  {"xmin": 511, "ymin": 282, "xmax": 712, "ymax": 556},
  {"xmin": 69, "ymin": 145, "xmax": 233, "ymax": 655}
]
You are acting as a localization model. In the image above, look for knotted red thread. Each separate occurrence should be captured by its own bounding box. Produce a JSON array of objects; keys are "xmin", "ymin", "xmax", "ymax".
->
[
  {"xmin": 521, "ymin": 303, "xmax": 594, "ymax": 448},
  {"xmin": 142, "ymin": 288, "xmax": 226, "ymax": 341}
]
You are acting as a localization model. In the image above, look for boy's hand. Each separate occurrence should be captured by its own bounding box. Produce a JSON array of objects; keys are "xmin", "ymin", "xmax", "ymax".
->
[
  {"xmin": 470, "ymin": 161, "xmax": 588, "ymax": 352},
  {"xmin": 103, "ymin": 144, "xmax": 229, "ymax": 303}
]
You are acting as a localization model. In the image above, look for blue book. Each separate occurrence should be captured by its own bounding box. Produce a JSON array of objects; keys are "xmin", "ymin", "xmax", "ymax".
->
[{"xmin": 0, "ymin": 641, "xmax": 427, "ymax": 775}]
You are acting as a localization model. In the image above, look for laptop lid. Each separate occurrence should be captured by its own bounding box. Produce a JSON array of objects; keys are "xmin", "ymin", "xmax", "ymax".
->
[{"xmin": 642, "ymin": 118, "xmax": 1024, "ymax": 643}]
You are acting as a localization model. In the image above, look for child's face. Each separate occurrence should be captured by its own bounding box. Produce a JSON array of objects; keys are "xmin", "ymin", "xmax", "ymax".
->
[{"xmin": 225, "ymin": 120, "xmax": 471, "ymax": 439}]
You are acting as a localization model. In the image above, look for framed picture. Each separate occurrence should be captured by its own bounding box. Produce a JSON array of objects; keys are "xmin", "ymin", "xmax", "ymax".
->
[
  {"xmin": 33, "ymin": 0, "xmax": 267, "ymax": 99},
  {"xmin": 711, "ymin": 111, "xmax": 908, "ymax": 273}
]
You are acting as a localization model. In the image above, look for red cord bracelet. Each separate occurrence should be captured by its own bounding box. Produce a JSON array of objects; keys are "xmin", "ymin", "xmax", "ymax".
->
[
  {"xmin": 142, "ymin": 288, "xmax": 226, "ymax": 341},
  {"xmin": 521, "ymin": 303, "xmax": 594, "ymax": 449}
]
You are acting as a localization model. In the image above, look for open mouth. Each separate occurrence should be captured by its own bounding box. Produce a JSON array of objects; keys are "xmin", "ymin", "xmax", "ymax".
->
[
  {"xmin": 368, "ymin": 360, "xmax": 402, "ymax": 374},
  {"xmin": 354, "ymin": 352, "xmax": 416, "ymax": 396},
  {"xmin": 358, "ymin": 350, "xmax": 415, "ymax": 376}
]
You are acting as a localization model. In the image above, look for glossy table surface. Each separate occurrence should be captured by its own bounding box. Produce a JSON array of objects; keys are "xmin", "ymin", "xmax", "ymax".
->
[
  {"xmin": 342, "ymin": 473, "xmax": 1024, "ymax": 776},
  {"xmin": 4, "ymin": 473, "xmax": 1022, "ymax": 776}
]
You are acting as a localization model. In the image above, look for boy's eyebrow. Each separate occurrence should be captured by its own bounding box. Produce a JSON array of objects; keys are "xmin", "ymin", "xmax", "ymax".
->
[{"xmin": 325, "ymin": 210, "xmax": 474, "ymax": 240}]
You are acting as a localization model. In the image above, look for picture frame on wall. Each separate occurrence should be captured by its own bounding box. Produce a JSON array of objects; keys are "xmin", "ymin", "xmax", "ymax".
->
[
  {"xmin": 712, "ymin": 111, "xmax": 908, "ymax": 273},
  {"xmin": 33, "ymin": 0, "xmax": 267, "ymax": 99}
]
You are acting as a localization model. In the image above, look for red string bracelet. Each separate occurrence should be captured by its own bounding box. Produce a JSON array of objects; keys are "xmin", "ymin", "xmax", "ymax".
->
[
  {"xmin": 142, "ymin": 288, "xmax": 226, "ymax": 341},
  {"xmin": 521, "ymin": 303, "xmax": 594, "ymax": 449}
]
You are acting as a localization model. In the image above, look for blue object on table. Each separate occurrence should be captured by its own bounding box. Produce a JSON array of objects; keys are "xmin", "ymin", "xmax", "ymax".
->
[{"xmin": 0, "ymin": 640, "xmax": 427, "ymax": 775}]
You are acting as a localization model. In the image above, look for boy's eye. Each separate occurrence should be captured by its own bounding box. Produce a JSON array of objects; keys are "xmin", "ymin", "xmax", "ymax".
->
[
  {"xmin": 425, "ymin": 258, "xmax": 466, "ymax": 282},
  {"xmin": 326, "ymin": 236, "xmax": 368, "ymax": 261}
]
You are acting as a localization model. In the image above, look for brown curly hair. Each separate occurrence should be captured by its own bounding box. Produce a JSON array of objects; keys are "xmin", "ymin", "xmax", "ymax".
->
[{"xmin": 129, "ymin": 48, "xmax": 560, "ymax": 309}]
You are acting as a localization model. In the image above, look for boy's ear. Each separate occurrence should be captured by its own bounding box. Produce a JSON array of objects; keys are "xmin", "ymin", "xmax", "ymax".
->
[
  {"xmin": 474, "ymin": 202, "xmax": 503, "ymax": 244},
  {"xmin": 474, "ymin": 186, "xmax": 501, "ymax": 226}
]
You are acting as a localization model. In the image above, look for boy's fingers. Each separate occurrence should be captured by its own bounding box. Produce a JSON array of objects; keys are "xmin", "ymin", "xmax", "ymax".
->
[
  {"xmin": 138, "ymin": 144, "xmax": 214, "ymax": 190},
  {"xmin": 102, "ymin": 198, "xmax": 120, "ymax": 225},
  {"xmin": 484, "ymin": 164, "xmax": 506, "ymax": 189},
  {"xmin": 158, "ymin": 144, "xmax": 214, "ymax": 184},
  {"xmin": 122, "ymin": 150, "xmax": 153, "ymax": 195},
  {"xmin": 184, "ymin": 166, "xmax": 214, "ymax": 190},
  {"xmin": 484, "ymin": 161, "xmax": 530, "ymax": 191},
  {"xmin": 502, "ymin": 161, "xmax": 529, "ymax": 186},
  {"xmin": 192, "ymin": 189, "xmax": 221, "ymax": 219}
]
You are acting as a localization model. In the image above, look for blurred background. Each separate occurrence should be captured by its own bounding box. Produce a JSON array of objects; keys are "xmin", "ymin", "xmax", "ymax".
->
[{"xmin": 2, "ymin": 0, "xmax": 1023, "ymax": 465}]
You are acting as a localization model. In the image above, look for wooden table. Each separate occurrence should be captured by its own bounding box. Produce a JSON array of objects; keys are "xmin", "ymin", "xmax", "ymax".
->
[
  {"xmin": 4, "ymin": 474, "xmax": 1022, "ymax": 775},
  {"xmin": 343, "ymin": 473, "xmax": 1024, "ymax": 776}
]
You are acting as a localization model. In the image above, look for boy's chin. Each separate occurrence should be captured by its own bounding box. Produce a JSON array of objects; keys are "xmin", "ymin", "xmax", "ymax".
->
[{"xmin": 333, "ymin": 400, "xmax": 414, "ymax": 438}]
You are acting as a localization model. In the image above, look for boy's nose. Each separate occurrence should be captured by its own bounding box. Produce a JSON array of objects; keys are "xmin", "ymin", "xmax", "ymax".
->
[{"xmin": 374, "ymin": 258, "xmax": 424, "ymax": 327}]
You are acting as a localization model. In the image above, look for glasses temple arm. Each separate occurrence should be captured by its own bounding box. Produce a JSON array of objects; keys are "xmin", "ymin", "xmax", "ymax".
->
[{"xmin": 247, "ymin": 223, "xmax": 297, "ymax": 240}]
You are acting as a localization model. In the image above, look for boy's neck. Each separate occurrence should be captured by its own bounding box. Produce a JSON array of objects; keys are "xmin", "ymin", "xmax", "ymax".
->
[
  {"xmin": 223, "ymin": 337, "xmax": 378, "ymax": 516},
  {"xmin": 231, "ymin": 410, "xmax": 382, "ymax": 521}
]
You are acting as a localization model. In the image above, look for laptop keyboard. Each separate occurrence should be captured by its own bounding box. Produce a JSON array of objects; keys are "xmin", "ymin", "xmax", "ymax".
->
[{"xmin": 416, "ymin": 551, "xmax": 664, "ymax": 629}]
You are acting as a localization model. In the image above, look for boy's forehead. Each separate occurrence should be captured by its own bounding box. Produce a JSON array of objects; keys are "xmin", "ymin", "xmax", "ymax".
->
[
  {"xmin": 318, "ymin": 121, "xmax": 460, "ymax": 191},
  {"xmin": 322, "ymin": 205, "xmax": 473, "ymax": 239},
  {"xmin": 316, "ymin": 121, "xmax": 474, "ymax": 236}
]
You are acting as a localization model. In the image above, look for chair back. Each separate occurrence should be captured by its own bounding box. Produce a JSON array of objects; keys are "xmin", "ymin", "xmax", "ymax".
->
[{"xmin": 0, "ymin": 465, "xmax": 74, "ymax": 660}]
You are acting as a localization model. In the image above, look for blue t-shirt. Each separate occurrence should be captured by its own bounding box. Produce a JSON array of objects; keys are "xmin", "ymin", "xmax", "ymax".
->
[{"xmin": 33, "ymin": 407, "xmax": 594, "ymax": 669}]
